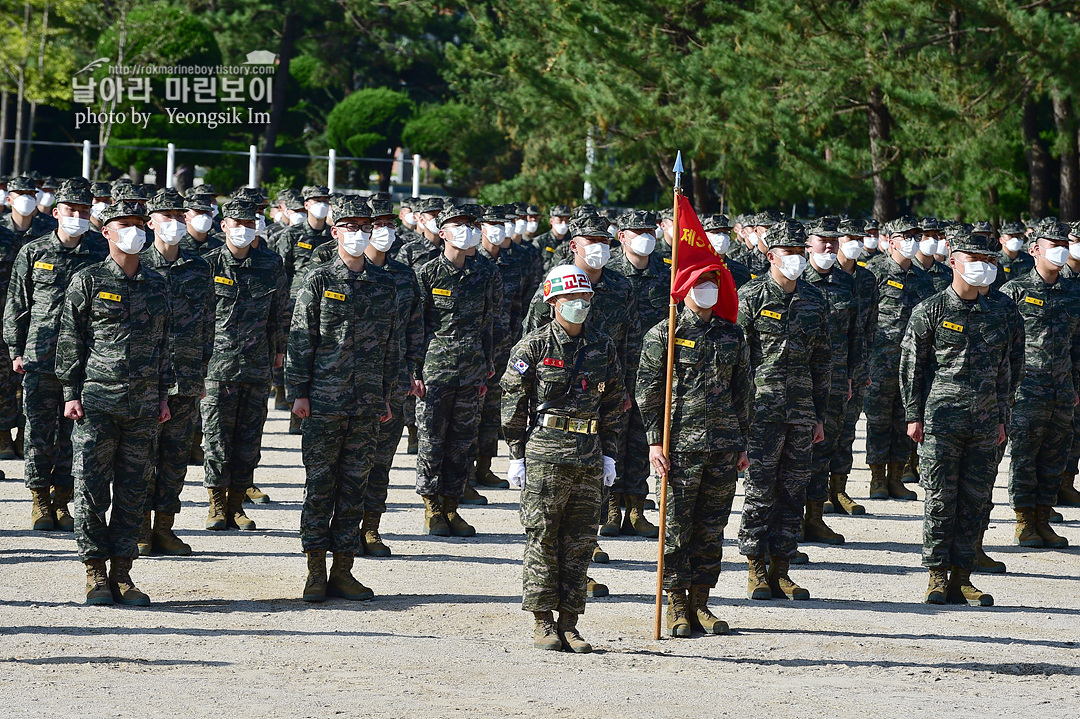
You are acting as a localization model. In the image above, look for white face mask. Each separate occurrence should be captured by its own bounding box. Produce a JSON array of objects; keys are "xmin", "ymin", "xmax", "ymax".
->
[
  {"xmin": 526, "ymin": 220, "xmax": 538, "ymax": 234},
  {"xmin": 919, "ymin": 239, "xmax": 937, "ymax": 257},
  {"xmin": 91, "ymin": 202, "xmax": 108, "ymax": 220},
  {"xmin": 551, "ymin": 221, "xmax": 568, "ymax": 236},
  {"xmin": 255, "ymin": 215, "xmax": 266, "ymax": 233},
  {"xmin": 112, "ymin": 225, "xmax": 146, "ymax": 254},
  {"xmin": 515, "ymin": 219, "xmax": 527, "ymax": 235},
  {"xmin": 896, "ymin": 237, "xmax": 918, "ymax": 259},
  {"xmin": 503, "ymin": 221, "xmax": 514, "ymax": 237},
  {"xmin": 271, "ymin": 208, "xmax": 283, "ymax": 223},
  {"xmin": 1004, "ymin": 237, "xmax": 1024, "ymax": 253},
  {"xmin": 935, "ymin": 240, "xmax": 948, "ymax": 256},
  {"xmin": 1070, "ymin": 243, "xmax": 1080, "ymax": 261},
  {"xmin": 401, "ymin": 210, "xmax": 415, "ymax": 227},
  {"xmin": 341, "ymin": 229, "xmax": 370, "ymax": 256},
  {"xmin": 581, "ymin": 241, "xmax": 611, "ymax": 269},
  {"xmin": 811, "ymin": 251, "xmax": 836, "ymax": 270},
  {"xmin": 688, "ymin": 281, "xmax": 718, "ymax": 309},
  {"xmin": 308, "ymin": 202, "xmax": 329, "ymax": 219},
  {"xmin": 628, "ymin": 231, "xmax": 656, "ymax": 257},
  {"xmin": 747, "ymin": 231, "xmax": 760, "ymax": 245},
  {"xmin": 1044, "ymin": 245, "xmax": 1069, "ymax": 267},
  {"xmin": 227, "ymin": 225, "xmax": 256, "ymax": 248},
  {"xmin": 840, "ymin": 239, "xmax": 863, "ymax": 261},
  {"xmin": 369, "ymin": 226, "xmax": 395, "ymax": 253},
  {"xmin": 864, "ymin": 236, "xmax": 879, "ymax": 250},
  {"xmin": 775, "ymin": 253, "xmax": 807, "ymax": 280},
  {"xmin": 448, "ymin": 225, "xmax": 472, "ymax": 250},
  {"xmin": 607, "ymin": 224, "xmax": 618, "ymax": 238},
  {"xmin": 59, "ymin": 216, "xmax": 90, "ymax": 238},
  {"xmin": 960, "ymin": 261, "xmax": 993, "ymax": 287},
  {"xmin": 190, "ymin": 213, "xmax": 213, "ymax": 234},
  {"xmin": 707, "ymin": 232, "xmax": 730, "ymax": 256},
  {"xmin": 39, "ymin": 192, "xmax": 56, "ymax": 208},
  {"xmin": 155, "ymin": 219, "xmax": 184, "ymax": 245},
  {"xmin": 12, "ymin": 194, "xmax": 37, "ymax": 216},
  {"xmin": 35, "ymin": 189, "xmax": 43, "ymax": 204},
  {"xmin": 289, "ymin": 211, "xmax": 308, "ymax": 226},
  {"xmin": 484, "ymin": 224, "xmax": 505, "ymax": 245},
  {"xmin": 0, "ymin": 191, "xmax": 6, "ymax": 207},
  {"xmin": 468, "ymin": 226, "xmax": 482, "ymax": 248},
  {"xmin": 424, "ymin": 217, "xmax": 438, "ymax": 234}
]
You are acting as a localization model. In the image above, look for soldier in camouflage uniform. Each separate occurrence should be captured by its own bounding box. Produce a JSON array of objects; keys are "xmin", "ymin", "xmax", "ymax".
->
[
  {"xmin": 502, "ymin": 265, "xmax": 624, "ymax": 653},
  {"xmin": 178, "ymin": 194, "xmax": 223, "ymax": 257},
  {"xmin": 5, "ymin": 180, "xmax": 108, "ymax": 530},
  {"xmin": 703, "ymin": 214, "xmax": 753, "ymax": 288},
  {"xmin": 802, "ymin": 216, "xmax": 861, "ymax": 546},
  {"xmin": 56, "ymin": 200, "xmax": 173, "ymax": 606},
  {"xmin": 202, "ymin": 199, "xmax": 289, "ymax": 533},
  {"xmin": 864, "ymin": 216, "xmax": 935, "ymax": 500},
  {"xmin": 993, "ymin": 220, "xmax": 1034, "ymax": 291},
  {"xmin": 534, "ymin": 204, "xmax": 572, "ymax": 273},
  {"xmin": 3, "ymin": 174, "xmax": 58, "ymax": 239},
  {"xmin": 0, "ymin": 179, "xmax": 28, "ymax": 462},
  {"xmin": 900, "ymin": 231, "xmax": 1011, "ymax": 607},
  {"xmin": 862, "ymin": 218, "xmax": 882, "ymax": 262},
  {"xmin": 137, "ymin": 189, "xmax": 214, "ymax": 556},
  {"xmin": 396, "ymin": 197, "xmax": 445, "ymax": 271},
  {"xmin": 1000, "ymin": 220, "xmax": 1079, "ymax": 550},
  {"xmin": 914, "ymin": 217, "xmax": 953, "ymax": 292},
  {"xmin": 510, "ymin": 203, "xmax": 544, "ymax": 291},
  {"xmin": 287, "ymin": 195, "xmax": 399, "ymax": 603},
  {"xmin": 741, "ymin": 211, "xmax": 782, "ymax": 277},
  {"xmin": 736, "ymin": 220, "xmax": 829, "ymax": 602},
  {"xmin": 637, "ymin": 268, "xmax": 751, "ymax": 637},
  {"xmin": 1059, "ymin": 221, "xmax": 1080, "ymax": 509},
  {"xmin": 414, "ymin": 204, "xmax": 498, "ymax": 537}
]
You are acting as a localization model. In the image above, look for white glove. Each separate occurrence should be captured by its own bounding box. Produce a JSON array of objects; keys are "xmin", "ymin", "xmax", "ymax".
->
[
  {"xmin": 602, "ymin": 456, "xmax": 617, "ymax": 487},
  {"xmin": 507, "ymin": 458, "xmax": 526, "ymax": 489}
]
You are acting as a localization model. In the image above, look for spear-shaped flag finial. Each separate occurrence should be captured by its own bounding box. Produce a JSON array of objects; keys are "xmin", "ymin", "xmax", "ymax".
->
[{"xmin": 673, "ymin": 151, "xmax": 684, "ymax": 191}]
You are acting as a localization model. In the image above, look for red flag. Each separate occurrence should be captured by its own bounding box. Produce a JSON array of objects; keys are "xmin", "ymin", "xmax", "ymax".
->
[{"xmin": 668, "ymin": 194, "xmax": 739, "ymax": 322}]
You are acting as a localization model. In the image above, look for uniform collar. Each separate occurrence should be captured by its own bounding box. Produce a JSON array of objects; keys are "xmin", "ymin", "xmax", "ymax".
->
[
  {"xmin": 944, "ymin": 286, "xmax": 989, "ymax": 312},
  {"xmin": 104, "ymin": 255, "xmax": 148, "ymax": 282}
]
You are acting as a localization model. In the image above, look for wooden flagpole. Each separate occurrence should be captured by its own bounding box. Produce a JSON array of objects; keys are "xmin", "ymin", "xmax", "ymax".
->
[{"xmin": 654, "ymin": 151, "xmax": 683, "ymax": 640}]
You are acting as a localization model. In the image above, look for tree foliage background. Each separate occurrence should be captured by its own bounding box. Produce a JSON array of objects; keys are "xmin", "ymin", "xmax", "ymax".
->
[{"xmin": 3, "ymin": 0, "xmax": 1079, "ymax": 221}]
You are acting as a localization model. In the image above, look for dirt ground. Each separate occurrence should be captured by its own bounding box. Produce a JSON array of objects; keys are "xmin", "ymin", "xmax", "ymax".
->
[{"xmin": 1, "ymin": 407, "xmax": 1077, "ymax": 719}]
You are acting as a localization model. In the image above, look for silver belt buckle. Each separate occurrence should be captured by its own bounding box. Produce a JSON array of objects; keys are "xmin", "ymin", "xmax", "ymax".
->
[{"xmin": 567, "ymin": 418, "xmax": 589, "ymax": 434}]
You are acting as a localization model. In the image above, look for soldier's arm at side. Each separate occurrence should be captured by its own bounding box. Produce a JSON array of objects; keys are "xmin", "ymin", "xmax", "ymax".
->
[
  {"xmin": 404, "ymin": 272, "xmax": 424, "ymax": 382},
  {"xmin": 634, "ymin": 324, "xmax": 667, "ymax": 446},
  {"xmin": 415, "ymin": 266, "xmax": 433, "ymax": 381},
  {"xmin": 809, "ymin": 301, "xmax": 831, "ymax": 425},
  {"xmin": 55, "ymin": 272, "xmax": 92, "ymax": 404},
  {"xmin": 598, "ymin": 342, "xmax": 626, "ymax": 458},
  {"xmin": 500, "ymin": 338, "xmax": 537, "ymax": 460},
  {"xmin": 157, "ymin": 294, "xmax": 176, "ymax": 403},
  {"xmin": 899, "ymin": 303, "xmax": 932, "ymax": 426},
  {"xmin": 733, "ymin": 328, "xmax": 753, "ymax": 449},
  {"xmin": 284, "ymin": 279, "xmax": 319, "ymax": 404},
  {"xmin": 382, "ymin": 283, "xmax": 400, "ymax": 407},
  {"xmin": 3, "ymin": 245, "xmax": 32, "ymax": 358},
  {"xmin": 520, "ymin": 284, "xmax": 548, "ymax": 336},
  {"xmin": 622, "ymin": 289, "xmax": 643, "ymax": 393},
  {"xmin": 201, "ymin": 265, "xmax": 215, "ymax": 380},
  {"xmin": 269, "ymin": 260, "xmax": 289, "ymax": 357}
]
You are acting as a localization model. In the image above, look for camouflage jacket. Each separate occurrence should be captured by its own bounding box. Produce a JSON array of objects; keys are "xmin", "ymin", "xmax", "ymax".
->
[
  {"xmin": 900, "ymin": 287, "xmax": 1012, "ymax": 432},
  {"xmin": 140, "ymin": 245, "xmax": 215, "ymax": 397},
  {"xmin": 55, "ymin": 258, "xmax": 174, "ymax": 419},
  {"xmin": 0, "ymin": 224, "xmax": 21, "ymax": 309},
  {"xmin": 609, "ymin": 250, "xmax": 670, "ymax": 337},
  {"xmin": 178, "ymin": 231, "xmax": 223, "ymax": 257},
  {"xmin": 501, "ymin": 321, "xmax": 625, "ymax": 468},
  {"xmin": 838, "ymin": 261, "xmax": 879, "ymax": 384},
  {"xmin": 397, "ymin": 234, "xmax": 443, "ymax": 270},
  {"xmin": 914, "ymin": 258, "xmax": 953, "ymax": 293},
  {"xmin": 725, "ymin": 256, "xmax": 754, "ymax": 289},
  {"xmin": 478, "ymin": 244, "xmax": 525, "ymax": 359},
  {"xmin": 737, "ymin": 273, "xmax": 831, "ymax": 426},
  {"xmin": 533, "ymin": 230, "xmax": 571, "ymax": 272},
  {"xmin": 0, "ymin": 211, "xmax": 56, "ymax": 240},
  {"xmin": 803, "ymin": 263, "xmax": 862, "ymax": 395},
  {"xmin": 740, "ymin": 246, "xmax": 770, "ymax": 276},
  {"xmin": 509, "ymin": 239, "xmax": 544, "ymax": 295},
  {"xmin": 869, "ymin": 254, "xmax": 937, "ymax": 359},
  {"xmin": 274, "ymin": 220, "xmax": 332, "ymax": 297},
  {"xmin": 369, "ymin": 255, "xmax": 423, "ymax": 406},
  {"xmin": 985, "ymin": 288, "xmax": 1025, "ymax": 414},
  {"xmin": 1001, "ymin": 270, "xmax": 1080, "ymax": 394},
  {"xmin": 416, "ymin": 253, "xmax": 497, "ymax": 387},
  {"xmin": 636, "ymin": 306, "xmax": 752, "ymax": 452},
  {"xmin": 4, "ymin": 232, "xmax": 108, "ymax": 374},
  {"xmin": 992, "ymin": 249, "xmax": 1034, "ymax": 291},
  {"xmin": 387, "ymin": 227, "xmax": 424, "ymax": 262},
  {"xmin": 285, "ymin": 256, "xmax": 400, "ymax": 416},
  {"xmin": 204, "ymin": 244, "xmax": 289, "ymax": 384},
  {"xmin": 522, "ymin": 266, "xmax": 643, "ymax": 393}
]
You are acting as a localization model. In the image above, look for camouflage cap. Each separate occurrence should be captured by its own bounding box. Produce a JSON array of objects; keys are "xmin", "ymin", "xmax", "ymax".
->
[
  {"xmin": 659, "ymin": 208, "xmax": 673, "ymax": 221},
  {"xmin": 232, "ymin": 187, "xmax": 262, "ymax": 204},
  {"xmin": 280, "ymin": 189, "xmax": 305, "ymax": 211},
  {"xmin": 525, "ymin": 204, "xmax": 540, "ymax": 216},
  {"xmin": 1034, "ymin": 219, "xmax": 1071, "ymax": 242},
  {"xmin": 41, "ymin": 176, "xmax": 59, "ymax": 190},
  {"xmin": 733, "ymin": 213, "xmax": 752, "ymax": 227},
  {"xmin": 502, "ymin": 204, "xmax": 518, "ymax": 220},
  {"xmin": 400, "ymin": 196, "xmax": 420, "ymax": 210},
  {"xmin": 837, "ymin": 217, "xmax": 868, "ymax": 237},
  {"xmin": 416, "ymin": 197, "xmax": 444, "ymax": 215},
  {"xmin": 948, "ymin": 231, "xmax": 995, "ymax": 256},
  {"xmin": 6, "ymin": 174, "xmax": 36, "ymax": 193},
  {"xmin": 754, "ymin": 209, "xmax": 785, "ymax": 227},
  {"xmin": 99, "ymin": 200, "xmax": 148, "ymax": 224},
  {"xmin": 617, "ymin": 209, "xmax": 658, "ymax": 231},
  {"xmin": 330, "ymin": 195, "xmax": 371, "ymax": 221},
  {"xmin": 805, "ymin": 215, "xmax": 843, "ymax": 238},
  {"xmin": 602, "ymin": 208, "xmax": 619, "ymax": 222},
  {"xmin": 864, "ymin": 218, "xmax": 880, "ymax": 231},
  {"xmin": 918, "ymin": 216, "xmax": 944, "ymax": 232},
  {"xmin": 549, "ymin": 204, "xmax": 572, "ymax": 218},
  {"xmin": 1001, "ymin": 220, "xmax": 1025, "ymax": 236},
  {"xmin": 184, "ymin": 195, "xmax": 213, "ymax": 213},
  {"xmin": 220, "ymin": 198, "xmax": 257, "ymax": 221},
  {"xmin": 971, "ymin": 220, "xmax": 995, "ymax": 236},
  {"xmin": 146, "ymin": 188, "xmax": 186, "ymax": 213},
  {"xmin": 274, "ymin": 187, "xmax": 295, "ymax": 203},
  {"xmin": 368, "ymin": 197, "xmax": 394, "ymax": 218},
  {"xmin": 369, "ymin": 191, "xmax": 391, "ymax": 202},
  {"xmin": 301, "ymin": 184, "xmax": 331, "ymax": 201},
  {"xmin": 26, "ymin": 170, "xmax": 43, "ymax": 183},
  {"xmin": 764, "ymin": 219, "xmax": 808, "ymax": 249},
  {"xmin": 192, "ymin": 183, "xmax": 216, "ymax": 196},
  {"xmin": 55, "ymin": 179, "xmax": 93, "ymax": 206},
  {"xmin": 884, "ymin": 215, "xmax": 919, "ymax": 235},
  {"xmin": 569, "ymin": 214, "xmax": 611, "ymax": 238},
  {"xmin": 112, "ymin": 183, "xmax": 146, "ymax": 202},
  {"xmin": 572, "ymin": 203, "xmax": 598, "ymax": 220},
  {"xmin": 90, "ymin": 181, "xmax": 112, "ymax": 198},
  {"xmin": 701, "ymin": 214, "xmax": 733, "ymax": 232},
  {"xmin": 1069, "ymin": 221, "xmax": 1080, "ymax": 239},
  {"xmin": 513, "ymin": 202, "xmax": 529, "ymax": 217},
  {"xmin": 436, "ymin": 203, "xmax": 476, "ymax": 228},
  {"xmin": 478, "ymin": 205, "xmax": 506, "ymax": 223}
]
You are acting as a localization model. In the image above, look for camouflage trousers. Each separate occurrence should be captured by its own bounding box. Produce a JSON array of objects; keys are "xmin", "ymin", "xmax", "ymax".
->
[
  {"xmin": 919, "ymin": 425, "xmax": 997, "ymax": 570},
  {"xmin": 0, "ymin": 340, "xmax": 18, "ymax": 429},
  {"xmin": 864, "ymin": 354, "xmax": 912, "ymax": 465},
  {"xmin": 520, "ymin": 458, "xmax": 602, "ymax": 615},
  {"xmin": 738, "ymin": 421, "xmax": 813, "ymax": 559},
  {"xmin": 1008, "ymin": 381, "xmax": 1074, "ymax": 509},
  {"xmin": 145, "ymin": 395, "xmax": 200, "ymax": 514},
  {"xmin": 477, "ymin": 381, "xmax": 502, "ymax": 458},
  {"xmin": 404, "ymin": 394, "xmax": 417, "ymax": 428},
  {"xmin": 202, "ymin": 380, "xmax": 269, "ymax": 489},
  {"xmin": 1068, "ymin": 394, "xmax": 1080, "ymax": 476},
  {"xmin": 72, "ymin": 405, "xmax": 156, "ymax": 561},
  {"xmin": 808, "ymin": 391, "xmax": 848, "ymax": 502},
  {"xmin": 415, "ymin": 384, "xmax": 481, "ymax": 499},
  {"xmin": 663, "ymin": 451, "xmax": 738, "ymax": 590},
  {"xmin": 831, "ymin": 381, "xmax": 866, "ymax": 476},
  {"xmin": 300, "ymin": 412, "xmax": 379, "ymax": 553},
  {"xmin": 367, "ymin": 398, "xmax": 406, "ymax": 514},
  {"xmin": 610, "ymin": 400, "xmax": 651, "ymax": 497},
  {"xmin": 22, "ymin": 370, "xmax": 74, "ymax": 491}
]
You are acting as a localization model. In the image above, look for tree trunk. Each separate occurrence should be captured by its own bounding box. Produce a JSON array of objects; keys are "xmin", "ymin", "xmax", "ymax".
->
[
  {"xmin": 867, "ymin": 85, "xmax": 895, "ymax": 221},
  {"xmin": 0, "ymin": 90, "xmax": 8, "ymax": 176},
  {"xmin": 1023, "ymin": 94, "xmax": 1052, "ymax": 219},
  {"xmin": 13, "ymin": 1, "xmax": 30, "ymax": 175},
  {"xmin": 1053, "ymin": 92, "xmax": 1079, "ymax": 221},
  {"xmin": 24, "ymin": 101, "xmax": 36, "ymax": 170},
  {"xmin": 691, "ymin": 156, "xmax": 711, "ymax": 214},
  {"xmin": 258, "ymin": 12, "xmax": 300, "ymax": 183}
]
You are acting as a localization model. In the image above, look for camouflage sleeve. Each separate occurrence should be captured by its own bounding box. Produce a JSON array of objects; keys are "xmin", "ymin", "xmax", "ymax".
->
[
  {"xmin": 500, "ymin": 337, "xmax": 537, "ymax": 460},
  {"xmin": 846, "ymin": 292, "xmax": 863, "ymax": 381},
  {"xmin": 634, "ymin": 323, "xmax": 667, "ymax": 446},
  {"xmin": 382, "ymin": 284, "xmax": 400, "ymax": 404},
  {"xmin": 733, "ymin": 328, "xmax": 753, "ymax": 448},
  {"xmin": 3, "ymin": 245, "xmax": 31, "ymax": 356},
  {"xmin": 599, "ymin": 338, "xmax": 626, "ymax": 458},
  {"xmin": 736, "ymin": 286, "xmax": 760, "ymax": 371},
  {"xmin": 899, "ymin": 303, "xmax": 932, "ymax": 423},
  {"xmin": 273, "ymin": 230, "xmax": 296, "ymax": 283},
  {"xmin": 158, "ymin": 294, "xmax": 175, "ymax": 404},
  {"xmin": 285, "ymin": 275, "xmax": 320, "ymax": 402},
  {"xmin": 269, "ymin": 260, "xmax": 289, "ymax": 355},
  {"xmin": 622, "ymin": 289, "xmax": 643, "ymax": 395},
  {"xmin": 404, "ymin": 272, "xmax": 424, "ymax": 379},
  {"xmin": 487, "ymin": 265, "xmax": 505, "ymax": 375},
  {"xmin": 201, "ymin": 266, "xmax": 215, "ymax": 379},
  {"xmin": 416, "ymin": 266, "xmax": 432, "ymax": 379},
  {"xmin": 863, "ymin": 279, "xmax": 879, "ymax": 367},
  {"xmin": 994, "ymin": 307, "xmax": 1012, "ymax": 427},
  {"xmin": 521, "ymin": 283, "xmax": 550, "ymax": 335},
  {"xmin": 809, "ymin": 301, "xmax": 831, "ymax": 424},
  {"xmin": 1005, "ymin": 297, "xmax": 1025, "ymax": 400},
  {"xmin": 55, "ymin": 271, "xmax": 92, "ymax": 403}
]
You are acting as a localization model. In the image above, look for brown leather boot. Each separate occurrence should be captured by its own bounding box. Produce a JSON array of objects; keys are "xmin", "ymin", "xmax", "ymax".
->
[
  {"xmin": 422, "ymin": 496, "xmax": 451, "ymax": 536},
  {"xmin": 829, "ymin": 473, "xmax": 865, "ymax": 515},
  {"xmin": 599, "ymin": 492, "xmax": 621, "ymax": 537},
  {"xmin": 924, "ymin": 567, "xmax": 948, "ymax": 604},
  {"xmin": 622, "ymin": 494, "xmax": 659, "ymax": 538},
  {"xmin": 188, "ymin": 431, "xmax": 204, "ymax": 466},
  {"xmin": 108, "ymin": 557, "xmax": 150, "ymax": 606},
  {"xmin": 768, "ymin": 555, "xmax": 810, "ymax": 600},
  {"xmin": 406, "ymin": 426, "xmax": 418, "ymax": 454},
  {"xmin": 51, "ymin": 486, "xmax": 75, "ymax": 532},
  {"xmin": 973, "ymin": 530, "xmax": 1005, "ymax": 574},
  {"xmin": 303, "ymin": 550, "xmax": 327, "ymax": 602},
  {"xmin": 557, "ymin": 611, "xmax": 592, "ymax": 653},
  {"xmin": 152, "ymin": 513, "xmax": 192, "ymax": 556},
  {"xmin": 205, "ymin": 488, "xmax": 227, "ymax": 530},
  {"xmin": 442, "ymin": 496, "xmax": 476, "ymax": 537},
  {"xmin": 227, "ymin": 488, "xmax": 256, "ymax": 531},
  {"xmin": 244, "ymin": 486, "xmax": 270, "ymax": 504},
  {"xmin": 1058, "ymin": 473, "xmax": 1080, "ymax": 507},
  {"xmin": 533, "ymin": 610, "xmax": 561, "ymax": 650},
  {"xmin": 746, "ymin": 556, "xmax": 771, "ymax": 600},
  {"xmin": 868, "ymin": 464, "xmax": 888, "ymax": 499},
  {"xmin": 803, "ymin": 500, "xmax": 845, "ymax": 544},
  {"xmin": 886, "ymin": 462, "xmax": 917, "ymax": 500},
  {"xmin": 586, "ymin": 576, "xmax": 608, "ymax": 597},
  {"xmin": 30, "ymin": 488, "xmax": 54, "ymax": 531},
  {"xmin": 1035, "ymin": 505, "xmax": 1069, "ymax": 548},
  {"xmin": 666, "ymin": 589, "xmax": 691, "ymax": 637},
  {"xmin": 690, "ymin": 584, "xmax": 729, "ymax": 635},
  {"xmin": 137, "ymin": 511, "xmax": 153, "ymax": 556},
  {"xmin": 1013, "ymin": 507, "xmax": 1043, "ymax": 547},
  {"xmin": 327, "ymin": 552, "xmax": 374, "ymax": 600},
  {"xmin": 84, "ymin": 559, "xmax": 113, "ymax": 605},
  {"xmin": 475, "ymin": 454, "xmax": 509, "ymax": 488},
  {"xmin": 946, "ymin": 566, "xmax": 993, "ymax": 606},
  {"xmin": 361, "ymin": 512, "xmax": 391, "ymax": 557}
]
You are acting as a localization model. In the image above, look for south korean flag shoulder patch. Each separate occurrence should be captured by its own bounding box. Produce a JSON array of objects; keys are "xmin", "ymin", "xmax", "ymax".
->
[{"xmin": 512, "ymin": 357, "xmax": 531, "ymax": 375}]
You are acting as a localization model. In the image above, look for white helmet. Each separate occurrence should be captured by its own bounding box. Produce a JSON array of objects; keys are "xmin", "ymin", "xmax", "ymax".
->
[{"xmin": 543, "ymin": 264, "xmax": 593, "ymax": 301}]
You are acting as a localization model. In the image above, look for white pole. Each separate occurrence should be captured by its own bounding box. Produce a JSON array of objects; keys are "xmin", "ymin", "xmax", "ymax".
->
[
  {"xmin": 81, "ymin": 140, "xmax": 91, "ymax": 179},
  {"xmin": 327, "ymin": 149, "xmax": 336, "ymax": 193},
  {"xmin": 248, "ymin": 145, "xmax": 257, "ymax": 188},
  {"xmin": 583, "ymin": 129, "xmax": 595, "ymax": 201},
  {"xmin": 411, "ymin": 154, "xmax": 420, "ymax": 197},
  {"xmin": 166, "ymin": 142, "xmax": 176, "ymax": 189}
]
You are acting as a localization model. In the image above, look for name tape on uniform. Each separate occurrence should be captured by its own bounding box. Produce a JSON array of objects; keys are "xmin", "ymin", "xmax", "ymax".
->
[
  {"xmin": 674, "ymin": 338, "xmax": 696, "ymax": 348},
  {"xmin": 663, "ymin": 257, "xmax": 672, "ymax": 265},
  {"xmin": 857, "ymin": 261, "xmax": 867, "ymax": 267},
  {"xmin": 99, "ymin": 292, "xmax": 121, "ymax": 302},
  {"xmin": 324, "ymin": 291, "xmax": 345, "ymax": 301},
  {"xmin": 761, "ymin": 309, "xmax": 782, "ymax": 320},
  {"xmin": 214, "ymin": 276, "xmax": 234, "ymax": 286},
  {"xmin": 1024, "ymin": 296, "xmax": 1044, "ymax": 306},
  {"xmin": 1003, "ymin": 267, "xmax": 1011, "ymax": 273},
  {"xmin": 887, "ymin": 279, "xmax": 904, "ymax": 289},
  {"xmin": 33, "ymin": 261, "xmax": 54, "ymax": 271},
  {"xmin": 297, "ymin": 241, "xmax": 313, "ymax": 250},
  {"xmin": 431, "ymin": 288, "xmax": 452, "ymax": 297},
  {"xmin": 542, "ymin": 357, "xmax": 564, "ymax": 367},
  {"xmin": 942, "ymin": 321, "xmax": 964, "ymax": 332}
]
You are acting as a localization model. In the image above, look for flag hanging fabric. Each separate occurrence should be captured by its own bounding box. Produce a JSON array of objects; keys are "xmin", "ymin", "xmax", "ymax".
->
[{"xmin": 669, "ymin": 194, "xmax": 739, "ymax": 322}]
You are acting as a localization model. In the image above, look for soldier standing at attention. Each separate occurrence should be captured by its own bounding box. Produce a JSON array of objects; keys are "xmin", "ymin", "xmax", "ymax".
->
[
  {"xmin": 137, "ymin": 189, "xmax": 214, "ymax": 557},
  {"xmin": 703, "ymin": 214, "xmax": 753, "ymax": 288},
  {"xmin": 5, "ymin": 179, "xmax": 107, "ymax": 530},
  {"xmin": 288, "ymin": 195, "xmax": 399, "ymax": 603},
  {"xmin": 736, "ymin": 220, "xmax": 829, "ymax": 602},
  {"xmin": 202, "ymin": 200, "xmax": 288, "ymax": 534},
  {"xmin": 178, "ymin": 194, "xmax": 222, "ymax": 258},
  {"xmin": 900, "ymin": 231, "xmax": 1011, "ymax": 606},
  {"xmin": 56, "ymin": 200, "xmax": 173, "ymax": 606},
  {"xmin": 637, "ymin": 268, "xmax": 751, "ymax": 637},
  {"xmin": 993, "ymin": 220, "xmax": 1034, "ymax": 291},
  {"xmin": 535, "ymin": 204, "xmax": 572, "ymax": 273},
  {"xmin": 502, "ymin": 265, "xmax": 624, "ymax": 653}
]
